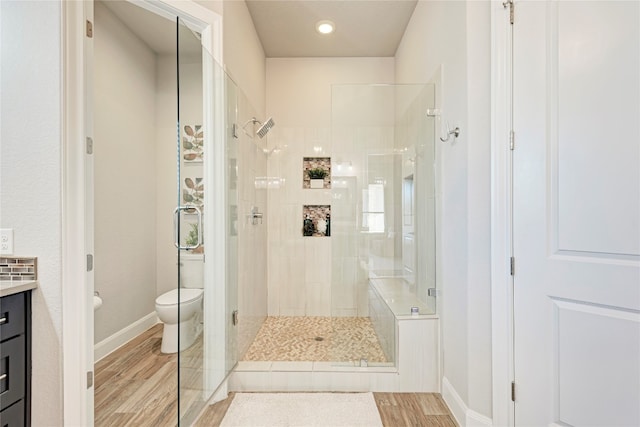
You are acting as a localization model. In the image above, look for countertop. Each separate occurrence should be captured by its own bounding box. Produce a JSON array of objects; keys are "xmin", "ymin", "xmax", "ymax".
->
[{"xmin": 0, "ymin": 280, "xmax": 38, "ymax": 297}]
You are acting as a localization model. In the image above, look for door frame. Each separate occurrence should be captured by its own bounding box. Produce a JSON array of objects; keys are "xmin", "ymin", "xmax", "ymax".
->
[
  {"xmin": 490, "ymin": 1, "xmax": 514, "ymax": 426},
  {"xmin": 61, "ymin": 1, "xmax": 223, "ymax": 424}
]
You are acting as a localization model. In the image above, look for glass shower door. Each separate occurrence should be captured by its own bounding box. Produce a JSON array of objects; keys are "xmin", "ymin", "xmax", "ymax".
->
[{"xmin": 176, "ymin": 17, "xmax": 209, "ymax": 425}]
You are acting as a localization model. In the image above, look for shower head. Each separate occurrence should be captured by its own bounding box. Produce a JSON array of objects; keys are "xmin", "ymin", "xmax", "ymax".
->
[
  {"xmin": 256, "ymin": 117, "xmax": 275, "ymax": 139},
  {"xmin": 238, "ymin": 117, "xmax": 275, "ymax": 139}
]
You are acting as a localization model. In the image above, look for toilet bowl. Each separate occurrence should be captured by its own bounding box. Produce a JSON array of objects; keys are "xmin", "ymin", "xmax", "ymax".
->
[{"xmin": 155, "ymin": 253, "xmax": 204, "ymax": 353}]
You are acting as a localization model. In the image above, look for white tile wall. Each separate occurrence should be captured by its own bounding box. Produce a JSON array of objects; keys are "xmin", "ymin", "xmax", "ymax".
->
[
  {"xmin": 264, "ymin": 69, "xmax": 436, "ymax": 322},
  {"xmin": 234, "ymin": 97, "xmax": 269, "ymax": 360}
]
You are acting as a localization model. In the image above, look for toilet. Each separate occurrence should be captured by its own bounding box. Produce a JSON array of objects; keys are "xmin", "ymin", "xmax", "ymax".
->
[{"xmin": 155, "ymin": 253, "xmax": 204, "ymax": 353}]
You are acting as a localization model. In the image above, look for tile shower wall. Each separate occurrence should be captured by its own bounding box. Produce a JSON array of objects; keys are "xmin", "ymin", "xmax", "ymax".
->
[
  {"xmin": 233, "ymin": 89, "xmax": 269, "ymax": 360},
  {"xmin": 265, "ymin": 58, "xmax": 395, "ymax": 317}
]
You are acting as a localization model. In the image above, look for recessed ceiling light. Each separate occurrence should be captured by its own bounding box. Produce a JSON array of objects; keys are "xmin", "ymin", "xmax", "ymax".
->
[{"xmin": 316, "ymin": 20, "xmax": 335, "ymax": 35}]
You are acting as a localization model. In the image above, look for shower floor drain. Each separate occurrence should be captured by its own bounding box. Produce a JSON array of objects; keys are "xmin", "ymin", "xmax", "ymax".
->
[{"xmin": 314, "ymin": 336, "xmax": 324, "ymax": 341}]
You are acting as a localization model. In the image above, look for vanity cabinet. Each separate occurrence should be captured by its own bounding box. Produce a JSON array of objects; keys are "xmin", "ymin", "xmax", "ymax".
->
[{"xmin": 0, "ymin": 291, "xmax": 32, "ymax": 426}]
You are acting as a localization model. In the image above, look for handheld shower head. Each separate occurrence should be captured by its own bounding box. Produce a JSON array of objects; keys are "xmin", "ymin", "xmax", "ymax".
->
[{"xmin": 256, "ymin": 117, "xmax": 275, "ymax": 138}]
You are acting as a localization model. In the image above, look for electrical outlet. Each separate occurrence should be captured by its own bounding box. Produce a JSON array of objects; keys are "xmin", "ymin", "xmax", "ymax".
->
[{"xmin": 0, "ymin": 229, "xmax": 14, "ymax": 255}]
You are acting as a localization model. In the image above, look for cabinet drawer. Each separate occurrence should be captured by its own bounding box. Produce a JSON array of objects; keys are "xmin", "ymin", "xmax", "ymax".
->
[
  {"xmin": 0, "ymin": 335, "xmax": 25, "ymax": 412},
  {"xmin": 0, "ymin": 399, "xmax": 25, "ymax": 427},
  {"xmin": 0, "ymin": 294, "xmax": 25, "ymax": 341}
]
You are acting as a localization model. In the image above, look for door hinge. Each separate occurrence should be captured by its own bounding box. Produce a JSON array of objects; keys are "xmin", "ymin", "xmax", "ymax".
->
[
  {"xmin": 232, "ymin": 310, "xmax": 239, "ymax": 326},
  {"xmin": 87, "ymin": 371, "xmax": 94, "ymax": 389},
  {"xmin": 511, "ymin": 381, "xmax": 516, "ymax": 401},
  {"xmin": 86, "ymin": 137, "xmax": 94, "ymax": 155},
  {"xmin": 86, "ymin": 20, "xmax": 93, "ymax": 38},
  {"xmin": 509, "ymin": 130, "xmax": 515, "ymax": 150},
  {"xmin": 510, "ymin": 257, "xmax": 515, "ymax": 276},
  {"xmin": 87, "ymin": 254, "xmax": 94, "ymax": 272},
  {"xmin": 503, "ymin": 0, "xmax": 514, "ymax": 25}
]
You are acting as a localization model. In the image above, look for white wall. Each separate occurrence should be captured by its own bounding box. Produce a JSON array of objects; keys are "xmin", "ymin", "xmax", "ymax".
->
[
  {"xmin": 464, "ymin": 1, "xmax": 492, "ymax": 417},
  {"xmin": 265, "ymin": 58, "xmax": 395, "ymax": 317},
  {"xmin": 94, "ymin": 1, "xmax": 158, "ymax": 343},
  {"xmin": 0, "ymin": 1, "xmax": 63, "ymax": 424},
  {"xmin": 395, "ymin": 0, "xmax": 492, "ymax": 420}
]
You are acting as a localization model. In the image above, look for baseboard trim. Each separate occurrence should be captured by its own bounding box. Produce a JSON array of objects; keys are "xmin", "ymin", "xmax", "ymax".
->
[
  {"xmin": 442, "ymin": 377, "xmax": 493, "ymax": 427},
  {"xmin": 94, "ymin": 312, "xmax": 159, "ymax": 362},
  {"xmin": 467, "ymin": 409, "xmax": 493, "ymax": 427}
]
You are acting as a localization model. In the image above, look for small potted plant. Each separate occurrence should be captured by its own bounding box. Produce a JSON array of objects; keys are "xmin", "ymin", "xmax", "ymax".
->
[
  {"xmin": 308, "ymin": 167, "xmax": 328, "ymax": 189},
  {"xmin": 185, "ymin": 223, "xmax": 204, "ymax": 253}
]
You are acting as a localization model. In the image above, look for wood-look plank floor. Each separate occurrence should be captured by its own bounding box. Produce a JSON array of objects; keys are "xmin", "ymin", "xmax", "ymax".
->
[
  {"xmin": 96, "ymin": 326, "xmax": 458, "ymax": 427},
  {"xmin": 94, "ymin": 324, "xmax": 206, "ymax": 427},
  {"xmin": 195, "ymin": 392, "xmax": 458, "ymax": 427}
]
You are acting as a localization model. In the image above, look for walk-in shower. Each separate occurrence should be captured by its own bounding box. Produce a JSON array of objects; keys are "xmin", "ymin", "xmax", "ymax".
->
[{"xmin": 230, "ymin": 82, "xmax": 440, "ymax": 391}]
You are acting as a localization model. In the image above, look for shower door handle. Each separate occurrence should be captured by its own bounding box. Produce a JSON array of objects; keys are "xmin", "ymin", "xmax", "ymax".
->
[{"xmin": 173, "ymin": 205, "xmax": 202, "ymax": 250}]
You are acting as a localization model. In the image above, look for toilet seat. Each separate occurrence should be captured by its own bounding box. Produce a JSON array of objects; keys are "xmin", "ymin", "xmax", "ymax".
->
[{"xmin": 155, "ymin": 288, "xmax": 203, "ymax": 306}]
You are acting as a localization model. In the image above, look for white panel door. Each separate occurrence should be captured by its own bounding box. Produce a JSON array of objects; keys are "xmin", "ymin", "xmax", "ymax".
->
[{"xmin": 513, "ymin": 2, "xmax": 640, "ymax": 426}]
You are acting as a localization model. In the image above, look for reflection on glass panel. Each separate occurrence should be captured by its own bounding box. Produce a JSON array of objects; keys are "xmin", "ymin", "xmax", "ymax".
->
[
  {"xmin": 362, "ymin": 184, "xmax": 385, "ymax": 233},
  {"xmin": 330, "ymin": 83, "xmax": 436, "ymax": 367},
  {"xmin": 177, "ymin": 17, "xmax": 208, "ymax": 426}
]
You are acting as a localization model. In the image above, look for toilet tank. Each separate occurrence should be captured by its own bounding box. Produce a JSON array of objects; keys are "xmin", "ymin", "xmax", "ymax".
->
[{"xmin": 179, "ymin": 253, "xmax": 204, "ymax": 289}]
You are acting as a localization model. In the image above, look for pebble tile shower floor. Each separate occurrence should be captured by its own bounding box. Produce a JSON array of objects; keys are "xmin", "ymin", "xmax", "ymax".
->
[{"xmin": 243, "ymin": 316, "xmax": 388, "ymax": 363}]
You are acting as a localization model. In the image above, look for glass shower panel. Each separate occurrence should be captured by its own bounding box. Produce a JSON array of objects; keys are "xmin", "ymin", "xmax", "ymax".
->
[
  {"xmin": 330, "ymin": 84, "xmax": 436, "ymax": 367},
  {"xmin": 225, "ymin": 73, "xmax": 239, "ymax": 375},
  {"xmin": 176, "ymin": 18, "xmax": 208, "ymax": 425},
  {"xmin": 411, "ymin": 84, "xmax": 437, "ymax": 315}
]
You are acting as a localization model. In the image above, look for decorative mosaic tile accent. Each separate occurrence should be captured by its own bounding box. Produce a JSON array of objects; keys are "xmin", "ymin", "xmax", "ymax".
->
[
  {"xmin": 242, "ymin": 316, "xmax": 387, "ymax": 363},
  {"xmin": 303, "ymin": 205, "xmax": 331, "ymax": 237},
  {"xmin": 0, "ymin": 257, "xmax": 37, "ymax": 281},
  {"xmin": 303, "ymin": 157, "xmax": 331, "ymax": 189}
]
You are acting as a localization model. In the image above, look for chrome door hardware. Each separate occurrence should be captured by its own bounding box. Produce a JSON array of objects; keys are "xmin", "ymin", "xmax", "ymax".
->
[{"xmin": 173, "ymin": 205, "xmax": 203, "ymax": 250}]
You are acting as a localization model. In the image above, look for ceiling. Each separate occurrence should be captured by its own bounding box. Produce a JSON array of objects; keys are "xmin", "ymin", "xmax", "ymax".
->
[
  {"xmin": 101, "ymin": 0, "xmax": 418, "ymax": 58},
  {"xmin": 245, "ymin": 1, "xmax": 418, "ymax": 57},
  {"xmin": 100, "ymin": 0, "xmax": 202, "ymax": 55}
]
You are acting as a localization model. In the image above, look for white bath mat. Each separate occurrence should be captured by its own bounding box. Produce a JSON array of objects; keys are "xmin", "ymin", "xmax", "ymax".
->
[{"xmin": 220, "ymin": 392, "xmax": 383, "ymax": 427}]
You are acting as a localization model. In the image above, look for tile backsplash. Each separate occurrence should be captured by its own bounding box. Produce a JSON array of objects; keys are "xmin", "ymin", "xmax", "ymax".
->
[{"xmin": 0, "ymin": 257, "xmax": 37, "ymax": 281}]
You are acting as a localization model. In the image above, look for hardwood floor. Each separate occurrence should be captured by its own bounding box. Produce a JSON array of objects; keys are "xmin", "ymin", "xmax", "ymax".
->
[
  {"xmin": 96, "ymin": 325, "xmax": 458, "ymax": 427},
  {"xmin": 373, "ymin": 393, "xmax": 458, "ymax": 427},
  {"xmin": 94, "ymin": 324, "xmax": 206, "ymax": 427}
]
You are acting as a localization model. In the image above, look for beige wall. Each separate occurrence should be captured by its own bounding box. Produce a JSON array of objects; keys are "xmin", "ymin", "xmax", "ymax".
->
[
  {"xmin": 395, "ymin": 0, "xmax": 493, "ymax": 418},
  {"xmin": 154, "ymin": 53, "xmax": 205, "ymax": 298},
  {"xmin": 265, "ymin": 58, "xmax": 395, "ymax": 317},
  {"xmin": 223, "ymin": 0, "xmax": 266, "ymax": 116},
  {"xmin": 94, "ymin": 1, "xmax": 158, "ymax": 343},
  {"xmin": 0, "ymin": 1, "xmax": 63, "ymax": 424}
]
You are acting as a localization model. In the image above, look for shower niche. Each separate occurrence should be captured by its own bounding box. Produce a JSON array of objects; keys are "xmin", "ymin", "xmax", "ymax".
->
[
  {"xmin": 303, "ymin": 157, "xmax": 331, "ymax": 189},
  {"xmin": 302, "ymin": 205, "xmax": 331, "ymax": 237}
]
